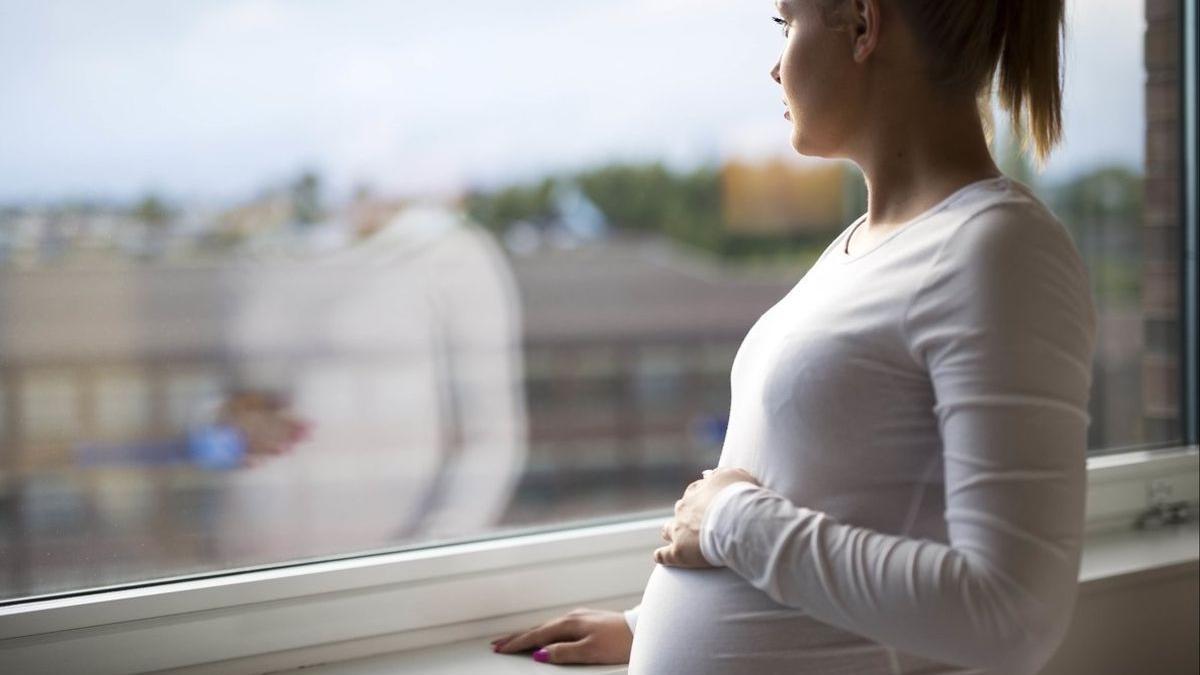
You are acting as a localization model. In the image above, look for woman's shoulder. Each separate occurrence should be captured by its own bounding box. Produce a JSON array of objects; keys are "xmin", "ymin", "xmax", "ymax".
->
[
  {"xmin": 911, "ymin": 175, "xmax": 1095, "ymax": 332},
  {"xmin": 905, "ymin": 176, "xmax": 1098, "ymax": 358},
  {"xmin": 936, "ymin": 177, "xmax": 1082, "ymax": 271}
]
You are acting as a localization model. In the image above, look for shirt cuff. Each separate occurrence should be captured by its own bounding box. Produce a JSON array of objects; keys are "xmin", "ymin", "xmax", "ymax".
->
[
  {"xmin": 622, "ymin": 604, "xmax": 639, "ymax": 634},
  {"xmin": 698, "ymin": 481, "xmax": 761, "ymax": 567}
]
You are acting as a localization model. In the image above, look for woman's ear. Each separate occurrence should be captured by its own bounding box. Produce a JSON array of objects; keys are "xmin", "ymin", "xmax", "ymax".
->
[{"xmin": 848, "ymin": 0, "xmax": 880, "ymax": 64}]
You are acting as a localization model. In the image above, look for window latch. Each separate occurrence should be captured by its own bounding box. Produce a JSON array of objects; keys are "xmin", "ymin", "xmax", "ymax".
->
[{"xmin": 1134, "ymin": 479, "xmax": 1197, "ymax": 530}]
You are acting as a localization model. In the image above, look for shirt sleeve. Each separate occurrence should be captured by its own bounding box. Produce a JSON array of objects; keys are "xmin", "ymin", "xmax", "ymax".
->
[
  {"xmin": 409, "ymin": 226, "xmax": 529, "ymax": 538},
  {"xmin": 623, "ymin": 603, "xmax": 640, "ymax": 634},
  {"xmin": 698, "ymin": 204, "xmax": 1097, "ymax": 675}
]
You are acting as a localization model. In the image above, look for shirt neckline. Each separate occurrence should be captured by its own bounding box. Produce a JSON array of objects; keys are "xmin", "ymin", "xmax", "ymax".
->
[{"xmin": 834, "ymin": 175, "xmax": 1010, "ymax": 264}]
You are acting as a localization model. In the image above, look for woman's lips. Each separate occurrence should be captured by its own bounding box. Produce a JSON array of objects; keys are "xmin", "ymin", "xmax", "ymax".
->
[{"xmin": 784, "ymin": 109, "xmax": 791, "ymax": 120}]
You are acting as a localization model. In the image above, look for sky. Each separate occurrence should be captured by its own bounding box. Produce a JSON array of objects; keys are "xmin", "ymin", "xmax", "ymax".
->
[{"xmin": 0, "ymin": 0, "xmax": 1148, "ymax": 205}]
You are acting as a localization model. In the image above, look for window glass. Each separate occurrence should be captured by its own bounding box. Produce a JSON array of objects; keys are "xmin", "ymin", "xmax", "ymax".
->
[{"xmin": 0, "ymin": 0, "xmax": 1185, "ymax": 602}]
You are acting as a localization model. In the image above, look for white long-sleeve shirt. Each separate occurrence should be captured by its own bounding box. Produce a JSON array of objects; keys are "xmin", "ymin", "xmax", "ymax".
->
[
  {"xmin": 215, "ymin": 207, "xmax": 528, "ymax": 562},
  {"xmin": 625, "ymin": 176, "xmax": 1097, "ymax": 674}
]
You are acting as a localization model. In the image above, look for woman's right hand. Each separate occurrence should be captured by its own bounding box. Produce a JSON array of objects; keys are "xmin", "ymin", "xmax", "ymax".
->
[
  {"xmin": 218, "ymin": 391, "xmax": 310, "ymax": 467},
  {"xmin": 490, "ymin": 607, "xmax": 633, "ymax": 665}
]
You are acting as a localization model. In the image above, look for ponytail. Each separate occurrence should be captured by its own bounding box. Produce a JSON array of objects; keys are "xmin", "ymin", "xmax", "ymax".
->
[
  {"xmin": 893, "ymin": 0, "xmax": 1067, "ymax": 167},
  {"xmin": 996, "ymin": 0, "xmax": 1066, "ymax": 166}
]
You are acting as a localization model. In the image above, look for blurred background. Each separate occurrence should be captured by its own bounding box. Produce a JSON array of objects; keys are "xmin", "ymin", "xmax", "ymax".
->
[{"xmin": 0, "ymin": 0, "xmax": 1185, "ymax": 601}]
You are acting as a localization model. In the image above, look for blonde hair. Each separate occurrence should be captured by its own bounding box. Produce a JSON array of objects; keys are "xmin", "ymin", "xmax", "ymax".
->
[
  {"xmin": 821, "ymin": 0, "xmax": 1067, "ymax": 166},
  {"xmin": 893, "ymin": 0, "xmax": 1066, "ymax": 167}
]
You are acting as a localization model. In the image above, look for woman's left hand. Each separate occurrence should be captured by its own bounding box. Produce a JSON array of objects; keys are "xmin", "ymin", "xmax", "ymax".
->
[{"xmin": 654, "ymin": 467, "xmax": 761, "ymax": 569}]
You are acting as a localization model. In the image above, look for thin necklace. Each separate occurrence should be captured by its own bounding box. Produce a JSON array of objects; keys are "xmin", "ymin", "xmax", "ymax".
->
[{"xmin": 844, "ymin": 217, "xmax": 865, "ymax": 254}]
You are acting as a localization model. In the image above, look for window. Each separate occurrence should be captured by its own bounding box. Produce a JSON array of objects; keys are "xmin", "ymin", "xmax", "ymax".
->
[{"xmin": 0, "ymin": 0, "xmax": 1193, "ymax": 610}]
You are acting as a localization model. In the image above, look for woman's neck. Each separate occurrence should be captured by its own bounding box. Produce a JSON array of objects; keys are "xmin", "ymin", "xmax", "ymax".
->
[{"xmin": 850, "ymin": 91, "xmax": 1002, "ymax": 229}]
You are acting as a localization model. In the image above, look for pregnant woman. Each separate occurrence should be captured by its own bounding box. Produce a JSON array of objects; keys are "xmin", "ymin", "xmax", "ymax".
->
[{"xmin": 493, "ymin": 0, "xmax": 1095, "ymax": 672}]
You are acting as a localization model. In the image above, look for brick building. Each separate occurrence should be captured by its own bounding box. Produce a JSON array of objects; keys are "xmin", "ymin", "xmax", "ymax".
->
[{"xmin": 1141, "ymin": 0, "xmax": 1184, "ymax": 442}]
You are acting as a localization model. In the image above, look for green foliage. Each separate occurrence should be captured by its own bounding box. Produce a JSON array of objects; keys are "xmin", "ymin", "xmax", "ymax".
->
[
  {"xmin": 577, "ymin": 163, "xmax": 725, "ymax": 252},
  {"xmin": 575, "ymin": 163, "xmax": 680, "ymax": 233},
  {"xmin": 465, "ymin": 178, "xmax": 556, "ymax": 234},
  {"xmin": 133, "ymin": 194, "xmax": 172, "ymax": 229},
  {"xmin": 1052, "ymin": 166, "xmax": 1144, "ymax": 229},
  {"xmin": 467, "ymin": 162, "xmax": 730, "ymax": 254},
  {"xmin": 466, "ymin": 160, "xmax": 843, "ymax": 263},
  {"xmin": 1050, "ymin": 165, "xmax": 1145, "ymax": 309},
  {"xmin": 1091, "ymin": 257, "xmax": 1141, "ymax": 306}
]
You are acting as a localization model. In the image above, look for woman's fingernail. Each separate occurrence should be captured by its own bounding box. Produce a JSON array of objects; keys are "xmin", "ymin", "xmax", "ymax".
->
[{"xmin": 532, "ymin": 648, "xmax": 550, "ymax": 663}]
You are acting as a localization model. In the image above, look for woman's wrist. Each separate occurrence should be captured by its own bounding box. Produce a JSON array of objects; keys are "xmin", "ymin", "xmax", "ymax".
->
[{"xmin": 699, "ymin": 481, "xmax": 761, "ymax": 567}]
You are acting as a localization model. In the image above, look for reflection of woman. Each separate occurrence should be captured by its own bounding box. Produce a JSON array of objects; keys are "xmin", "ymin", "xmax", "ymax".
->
[
  {"xmin": 493, "ymin": 1, "xmax": 1096, "ymax": 672},
  {"xmin": 212, "ymin": 205, "xmax": 527, "ymax": 564}
]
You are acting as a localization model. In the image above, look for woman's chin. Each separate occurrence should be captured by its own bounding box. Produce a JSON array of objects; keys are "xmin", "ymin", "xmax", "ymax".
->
[
  {"xmin": 790, "ymin": 130, "xmax": 833, "ymax": 159},
  {"xmin": 789, "ymin": 128, "xmax": 813, "ymax": 156}
]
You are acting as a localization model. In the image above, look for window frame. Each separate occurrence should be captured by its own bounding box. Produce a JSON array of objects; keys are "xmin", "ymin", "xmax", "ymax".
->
[
  {"xmin": 0, "ymin": 447, "xmax": 1196, "ymax": 675},
  {"xmin": 1183, "ymin": 0, "xmax": 1199, "ymax": 445},
  {"xmin": 1, "ymin": 1, "xmax": 1197, "ymax": 672}
]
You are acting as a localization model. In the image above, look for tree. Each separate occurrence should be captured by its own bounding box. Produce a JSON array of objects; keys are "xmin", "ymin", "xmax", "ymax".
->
[
  {"xmin": 133, "ymin": 194, "xmax": 171, "ymax": 229},
  {"xmin": 1051, "ymin": 165, "xmax": 1144, "ymax": 308},
  {"xmin": 464, "ymin": 179, "xmax": 556, "ymax": 234},
  {"xmin": 290, "ymin": 170, "xmax": 323, "ymax": 226},
  {"xmin": 1053, "ymin": 167, "xmax": 1143, "ymax": 228}
]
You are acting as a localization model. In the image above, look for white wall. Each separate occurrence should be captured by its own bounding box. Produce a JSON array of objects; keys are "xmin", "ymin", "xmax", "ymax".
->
[{"xmin": 1043, "ymin": 565, "xmax": 1199, "ymax": 675}]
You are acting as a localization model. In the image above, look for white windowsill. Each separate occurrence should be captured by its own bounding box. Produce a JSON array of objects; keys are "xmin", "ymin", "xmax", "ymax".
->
[
  {"xmin": 0, "ymin": 445, "xmax": 1196, "ymax": 675},
  {"xmin": 285, "ymin": 523, "xmax": 1200, "ymax": 674}
]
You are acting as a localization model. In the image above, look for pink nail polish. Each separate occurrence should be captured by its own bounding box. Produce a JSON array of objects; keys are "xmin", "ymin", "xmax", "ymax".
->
[{"xmin": 532, "ymin": 648, "xmax": 549, "ymax": 663}]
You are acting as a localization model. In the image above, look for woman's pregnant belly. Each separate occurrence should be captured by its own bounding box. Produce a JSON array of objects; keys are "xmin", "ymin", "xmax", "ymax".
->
[{"xmin": 628, "ymin": 564, "xmax": 894, "ymax": 675}]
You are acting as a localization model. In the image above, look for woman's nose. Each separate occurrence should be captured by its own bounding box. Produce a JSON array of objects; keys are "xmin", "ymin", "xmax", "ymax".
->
[{"xmin": 770, "ymin": 60, "xmax": 781, "ymax": 84}]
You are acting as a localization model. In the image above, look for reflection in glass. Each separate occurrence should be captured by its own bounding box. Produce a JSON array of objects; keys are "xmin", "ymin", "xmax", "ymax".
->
[{"xmin": 0, "ymin": 0, "xmax": 1184, "ymax": 601}]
